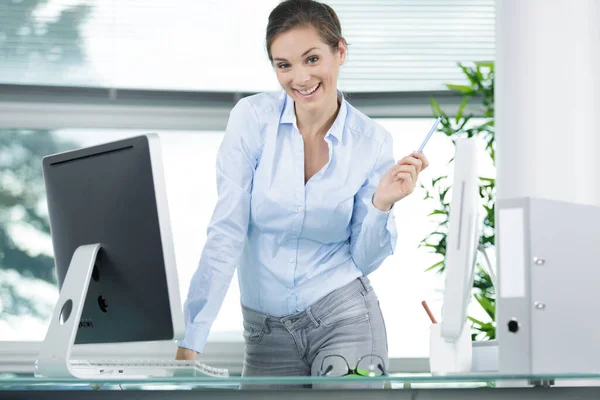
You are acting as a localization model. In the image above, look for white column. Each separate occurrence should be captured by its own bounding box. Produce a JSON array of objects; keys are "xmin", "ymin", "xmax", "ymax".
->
[{"xmin": 496, "ymin": 0, "xmax": 600, "ymax": 206}]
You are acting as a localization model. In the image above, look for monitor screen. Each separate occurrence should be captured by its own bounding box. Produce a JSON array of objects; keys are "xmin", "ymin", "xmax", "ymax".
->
[
  {"xmin": 441, "ymin": 138, "xmax": 481, "ymax": 343},
  {"xmin": 42, "ymin": 134, "xmax": 183, "ymax": 345}
]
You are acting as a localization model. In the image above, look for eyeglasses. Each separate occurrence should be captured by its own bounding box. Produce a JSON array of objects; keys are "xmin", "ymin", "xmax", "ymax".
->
[{"xmin": 318, "ymin": 354, "xmax": 388, "ymax": 377}]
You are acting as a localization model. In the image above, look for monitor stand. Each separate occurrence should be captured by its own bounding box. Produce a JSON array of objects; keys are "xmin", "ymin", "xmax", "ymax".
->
[
  {"xmin": 429, "ymin": 320, "xmax": 473, "ymax": 375},
  {"xmin": 35, "ymin": 243, "xmax": 101, "ymax": 379}
]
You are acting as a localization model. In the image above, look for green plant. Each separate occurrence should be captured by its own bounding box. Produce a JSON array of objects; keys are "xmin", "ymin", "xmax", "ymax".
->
[{"xmin": 420, "ymin": 61, "xmax": 496, "ymax": 341}]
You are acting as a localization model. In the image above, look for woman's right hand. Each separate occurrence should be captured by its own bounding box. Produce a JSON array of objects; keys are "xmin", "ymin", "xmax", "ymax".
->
[{"xmin": 175, "ymin": 346, "xmax": 199, "ymax": 360}]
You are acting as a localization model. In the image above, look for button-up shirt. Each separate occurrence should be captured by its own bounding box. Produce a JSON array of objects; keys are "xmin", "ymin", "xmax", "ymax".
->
[{"xmin": 178, "ymin": 91, "xmax": 398, "ymax": 353}]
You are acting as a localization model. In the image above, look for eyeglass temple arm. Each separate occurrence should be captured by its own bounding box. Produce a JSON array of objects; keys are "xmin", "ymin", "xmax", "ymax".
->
[{"xmin": 321, "ymin": 365, "xmax": 334, "ymax": 376}]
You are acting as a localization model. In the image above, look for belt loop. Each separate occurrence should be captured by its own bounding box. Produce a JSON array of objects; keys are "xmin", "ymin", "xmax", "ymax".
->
[
  {"xmin": 262, "ymin": 314, "xmax": 271, "ymax": 334},
  {"xmin": 306, "ymin": 307, "xmax": 319, "ymax": 327},
  {"xmin": 359, "ymin": 276, "xmax": 370, "ymax": 293}
]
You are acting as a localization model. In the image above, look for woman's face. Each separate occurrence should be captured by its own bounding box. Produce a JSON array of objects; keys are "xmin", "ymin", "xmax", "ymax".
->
[{"xmin": 270, "ymin": 25, "xmax": 346, "ymax": 115}]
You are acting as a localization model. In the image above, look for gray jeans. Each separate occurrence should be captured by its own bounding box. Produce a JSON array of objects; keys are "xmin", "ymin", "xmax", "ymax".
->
[{"xmin": 241, "ymin": 277, "xmax": 389, "ymax": 389}]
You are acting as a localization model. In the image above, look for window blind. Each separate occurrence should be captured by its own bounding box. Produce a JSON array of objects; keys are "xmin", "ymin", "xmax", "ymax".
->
[
  {"xmin": 0, "ymin": 0, "xmax": 494, "ymax": 92},
  {"xmin": 330, "ymin": 0, "xmax": 495, "ymax": 91}
]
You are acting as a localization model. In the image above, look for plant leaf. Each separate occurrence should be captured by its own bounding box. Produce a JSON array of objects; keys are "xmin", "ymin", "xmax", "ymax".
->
[
  {"xmin": 425, "ymin": 260, "xmax": 444, "ymax": 272},
  {"xmin": 446, "ymin": 84, "xmax": 474, "ymax": 95},
  {"xmin": 430, "ymin": 98, "xmax": 443, "ymax": 117},
  {"xmin": 456, "ymin": 96, "xmax": 469, "ymax": 123}
]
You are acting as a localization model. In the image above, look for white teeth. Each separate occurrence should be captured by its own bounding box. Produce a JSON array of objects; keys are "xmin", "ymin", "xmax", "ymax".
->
[{"xmin": 298, "ymin": 84, "xmax": 319, "ymax": 95}]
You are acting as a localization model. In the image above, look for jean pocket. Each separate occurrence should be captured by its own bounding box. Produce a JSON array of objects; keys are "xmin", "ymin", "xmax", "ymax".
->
[
  {"xmin": 319, "ymin": 292, "xmax": 370, "ymax": 328},
  {"xmin": 243, "ymin": 320, "xmax": 265, "ymax": 344}
]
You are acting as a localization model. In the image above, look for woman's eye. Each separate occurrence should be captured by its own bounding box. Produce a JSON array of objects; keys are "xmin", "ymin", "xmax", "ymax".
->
[
  {"xmin": 278, "ymin": 63, "xmax": 290, "ymax": 69},
  {"xmin": 307, "ymin": 56, "xmax": 319, "ymax": 64}
]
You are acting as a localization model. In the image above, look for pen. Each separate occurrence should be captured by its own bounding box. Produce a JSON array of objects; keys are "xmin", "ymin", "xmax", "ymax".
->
[{"xmin": 417, "ymin": 115, "xmax": 442, "ymax": 153}]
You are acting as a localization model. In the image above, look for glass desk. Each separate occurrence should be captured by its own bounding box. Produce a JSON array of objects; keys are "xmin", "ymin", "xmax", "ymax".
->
[{"xmin": 3, "ymin": 373, "xmax": 600, "ymax": 399}]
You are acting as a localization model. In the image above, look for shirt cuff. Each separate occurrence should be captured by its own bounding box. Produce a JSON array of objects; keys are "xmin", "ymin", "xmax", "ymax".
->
[
  {"xmin": 365, "ymin": 193, "xmax": 393, "ymax": 226},
  {"xmin": 177, "ymin": 323, "xmax": 211, "ymax": 354}
]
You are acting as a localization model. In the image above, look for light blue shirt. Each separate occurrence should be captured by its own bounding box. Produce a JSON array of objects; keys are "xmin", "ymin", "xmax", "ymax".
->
[{"xmin": 179, "ymin": 91, "xmax": 398, "ymax": 353}]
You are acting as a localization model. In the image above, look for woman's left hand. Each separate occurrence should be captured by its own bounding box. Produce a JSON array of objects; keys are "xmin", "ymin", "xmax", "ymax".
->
[{"xmin": 372, "ymin": 151, "xmax": 429, "ymax": 211}]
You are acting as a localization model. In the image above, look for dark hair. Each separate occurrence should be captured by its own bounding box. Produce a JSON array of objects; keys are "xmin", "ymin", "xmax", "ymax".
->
[{"xmin": 266, "ymin": 0, "xmax": 347, "ymax": 61}]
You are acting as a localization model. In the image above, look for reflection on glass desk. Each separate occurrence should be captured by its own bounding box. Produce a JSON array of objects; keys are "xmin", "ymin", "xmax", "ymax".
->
[{"xmin": 3, "ymin": 372, "xmax": 600, "ymax": 399}]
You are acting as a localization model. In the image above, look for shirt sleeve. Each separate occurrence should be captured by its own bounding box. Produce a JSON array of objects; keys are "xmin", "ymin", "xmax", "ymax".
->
[
  {"xmin": 177, "ymin": 98, "xmax": 262, "ymax": 353},
  {"xmin": 349, "ymin": 131, "xmax": 398, "ymax": 276}
]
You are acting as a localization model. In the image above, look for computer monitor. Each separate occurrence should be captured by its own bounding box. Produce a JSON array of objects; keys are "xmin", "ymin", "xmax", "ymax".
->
[
  {"xmin": 441, "ymin": 137, "xmax": 482, "ymax": 344},
  {"xmin": 36, "ymin": 133, "xmax": 184, "ymax": 378}
]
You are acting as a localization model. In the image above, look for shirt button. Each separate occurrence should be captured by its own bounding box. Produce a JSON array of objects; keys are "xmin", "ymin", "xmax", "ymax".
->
[
  {"xmin": 289, "ymin": 258, "xmax": 295, "ymax": 263},
  {"xmin": 297, "ymin": 206, "xmax": 303, "ymax": 212}
]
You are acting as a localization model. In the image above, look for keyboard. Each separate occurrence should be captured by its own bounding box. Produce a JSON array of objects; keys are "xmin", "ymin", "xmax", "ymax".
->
[{"xmin": 68, "ymin": 359, "xmax": 229, "ymax": 379}]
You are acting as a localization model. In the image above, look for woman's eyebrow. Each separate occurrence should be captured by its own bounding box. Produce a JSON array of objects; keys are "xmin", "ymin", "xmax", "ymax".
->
[{"xmin": 272, "ymin": 47, "xmax": 319, "ymax": 62}]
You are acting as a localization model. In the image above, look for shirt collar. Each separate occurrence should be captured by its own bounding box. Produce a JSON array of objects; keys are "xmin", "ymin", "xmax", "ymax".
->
[{"xmin": 280, "ymin": 90, "xmax": 348, "ymax": 141}]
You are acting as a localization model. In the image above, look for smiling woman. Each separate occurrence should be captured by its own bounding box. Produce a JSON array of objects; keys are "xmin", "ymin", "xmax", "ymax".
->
[{"xmin": 174, "ymin": 0, "xmax": 430, "ymax": 388}]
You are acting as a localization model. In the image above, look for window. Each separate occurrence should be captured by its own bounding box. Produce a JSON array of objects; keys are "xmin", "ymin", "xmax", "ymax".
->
[{"xmin": 0, "ymin": 0, "xmax": 496, "ymax": 374}]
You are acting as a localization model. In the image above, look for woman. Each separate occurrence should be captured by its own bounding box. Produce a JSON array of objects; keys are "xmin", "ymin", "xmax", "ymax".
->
[{"xmin": 176, "ymin": 0, "xmax": 428, "ymax": 383}]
